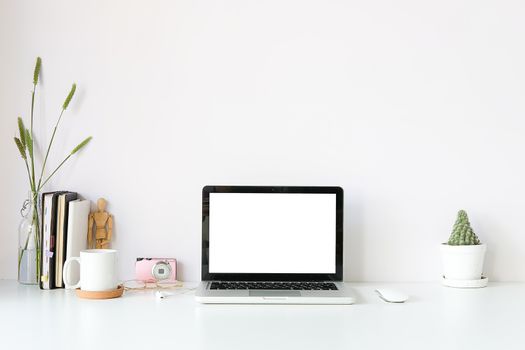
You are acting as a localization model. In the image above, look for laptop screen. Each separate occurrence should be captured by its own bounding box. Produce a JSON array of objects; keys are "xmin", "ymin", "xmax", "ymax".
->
[{"xmin": 208, "ymin": 192, "xmax": 337, "ymax": 274}]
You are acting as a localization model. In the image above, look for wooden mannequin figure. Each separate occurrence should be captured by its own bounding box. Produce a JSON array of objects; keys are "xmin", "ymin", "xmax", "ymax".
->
[{"xmin": 88, "ymin": 198, "xmax": 114, "ymax": 249}]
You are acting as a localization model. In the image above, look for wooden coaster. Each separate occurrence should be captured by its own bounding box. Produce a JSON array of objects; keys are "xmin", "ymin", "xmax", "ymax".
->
[{"xmin": 75, "ymin": 285, "xmax": 124, "ymax": 299}]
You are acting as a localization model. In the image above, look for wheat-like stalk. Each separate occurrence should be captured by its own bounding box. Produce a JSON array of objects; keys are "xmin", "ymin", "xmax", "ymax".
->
[
  {"xmin": 14, "ymin": 57, "xmax": 93, "ymax": 194},
  {"xmin": 62, "ymin": 83, "xmax": 76, "ymax": 110},
  {"xmin": 25, "ymin": 129, "xmax": 33, "ymax": 161},
  {"xmin": 33, "ymin": 57, "xmax": 41, "ymax": 85},
  {"xmin": 71, "ymin": 136, "xmax": 92, "ymax": 155},
  {"xmin": 37, "ymin": 83, "xmax": 80, "ymax": 189},
  {"xmin": 39, "ymin": 136, "xmax": 92, "ymax": 190},
  {"xmin": 14, "ymin": 137, "xmax": 26, "ymax": 160},
  {"xmin": 18, "ymin": 117, "xmax": 26, "ymax": 149}
]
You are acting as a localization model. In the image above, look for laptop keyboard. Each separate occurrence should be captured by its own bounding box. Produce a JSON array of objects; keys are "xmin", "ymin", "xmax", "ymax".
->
[{"xmin": 210, "ymin": 281, "xmax": 338, "ymax": 290}]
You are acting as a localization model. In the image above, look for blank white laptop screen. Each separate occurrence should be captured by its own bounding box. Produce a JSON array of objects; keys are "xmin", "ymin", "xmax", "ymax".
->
[{"xmin": 209, "ymin": 193, "xmax": 337, "ymax": 274}]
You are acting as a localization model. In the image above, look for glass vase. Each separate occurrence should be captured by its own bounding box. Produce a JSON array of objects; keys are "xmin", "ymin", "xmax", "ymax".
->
[{"xmin": 18, "ymin": 191, "xmax": 41, "ymax": 285}]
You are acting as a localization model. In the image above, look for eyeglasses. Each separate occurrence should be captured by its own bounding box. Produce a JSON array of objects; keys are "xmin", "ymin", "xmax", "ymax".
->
[{"xmin": 122, "ymin": 279, "xmax": 184, "ymax": 291}]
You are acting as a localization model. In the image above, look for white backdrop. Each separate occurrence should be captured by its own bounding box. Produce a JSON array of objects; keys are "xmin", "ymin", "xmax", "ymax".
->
[{"xmin": 1, "ymin": 0, "xmax": 524, "ymax": 282}]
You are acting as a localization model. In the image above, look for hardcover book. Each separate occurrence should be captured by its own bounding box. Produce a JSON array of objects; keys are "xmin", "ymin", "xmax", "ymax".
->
[
  {"xmin": 55, "ymin": 192, "xmax": 78, "ymax": 288},
  {"xmin": 64, "ymin": 199, "xmax": 91, "ymax": 286},
  {"xmin": 40, "ymin": 191, "xmax": 64, "ymax": 290}
]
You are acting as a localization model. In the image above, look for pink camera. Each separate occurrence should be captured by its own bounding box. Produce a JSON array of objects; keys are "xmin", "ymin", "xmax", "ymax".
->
[{"xmin": 135, "ymin": 258, "xmax": 177, "ymax": 282}]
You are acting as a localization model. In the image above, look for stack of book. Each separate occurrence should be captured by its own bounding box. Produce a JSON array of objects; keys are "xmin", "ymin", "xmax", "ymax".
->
[{"xmin": 40, "ymin": 191, "xmax": 91, "ymax": 290}]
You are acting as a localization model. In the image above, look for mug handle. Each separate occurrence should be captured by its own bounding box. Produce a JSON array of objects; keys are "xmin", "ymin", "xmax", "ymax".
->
[{"xmin": 63, "ymin": 257, "xmax": 81, "ymax": 289}]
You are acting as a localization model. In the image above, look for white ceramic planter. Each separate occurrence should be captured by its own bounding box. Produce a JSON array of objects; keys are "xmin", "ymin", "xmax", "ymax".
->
[{"xmin": 441, "ymin": 243, "xmax": 486, "ymax": 280}]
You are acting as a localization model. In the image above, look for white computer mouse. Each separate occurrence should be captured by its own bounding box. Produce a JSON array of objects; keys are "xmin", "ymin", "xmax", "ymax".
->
[{"xmin": 375, "ymin": 288, "xmax": 408, "ymax": 303}]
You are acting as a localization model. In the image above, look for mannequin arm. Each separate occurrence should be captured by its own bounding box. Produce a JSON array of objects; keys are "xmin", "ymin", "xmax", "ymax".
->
[
  {"xmin": 87, "ymin": 214, "xmax": 94, "ymax": 248},
  {"xmin": 107, "ymin": 215, "xmax": 113, "ymax": 242}
]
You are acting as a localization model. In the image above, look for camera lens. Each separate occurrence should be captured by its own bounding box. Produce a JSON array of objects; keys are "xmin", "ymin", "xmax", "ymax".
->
[{"xmin": 152, "ymin": 261, "xmax": 172, "ymax": 281}]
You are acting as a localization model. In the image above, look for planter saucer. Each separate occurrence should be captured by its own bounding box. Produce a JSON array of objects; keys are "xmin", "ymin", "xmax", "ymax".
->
[{"xmin": 442, "ymin": 276, "xmax": 488, "ymax": 288}]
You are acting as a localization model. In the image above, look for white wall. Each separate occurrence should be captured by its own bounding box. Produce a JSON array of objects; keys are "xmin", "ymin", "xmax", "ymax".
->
[{"xmin": 1, "ymin": 0, "xmax": 524, "ymax": 282}]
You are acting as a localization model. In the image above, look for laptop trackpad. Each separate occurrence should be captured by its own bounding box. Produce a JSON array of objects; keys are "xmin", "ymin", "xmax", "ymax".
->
[{"xmin": 249, "ymin": 290, "xmax": 301, "ymax": 297}]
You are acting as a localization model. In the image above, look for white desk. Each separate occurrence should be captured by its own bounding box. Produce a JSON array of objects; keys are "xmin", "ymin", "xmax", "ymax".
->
[{"xmin": 1, "ymin": 281, "xmax": 524, "ymax": 350}]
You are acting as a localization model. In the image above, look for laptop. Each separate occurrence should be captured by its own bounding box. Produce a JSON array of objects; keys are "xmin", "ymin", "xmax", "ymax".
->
[{"xmin": 195, "ymin": 186, "xmax": 356, "ymax": 304}]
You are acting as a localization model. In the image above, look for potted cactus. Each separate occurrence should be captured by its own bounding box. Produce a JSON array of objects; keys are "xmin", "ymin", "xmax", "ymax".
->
[{"xmin": 441, "ymin": 210, "xmax": 486, "ymax": 282}]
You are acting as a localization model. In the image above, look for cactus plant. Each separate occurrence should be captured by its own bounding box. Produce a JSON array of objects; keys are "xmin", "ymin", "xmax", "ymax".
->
[{"xmin": 447, "ymin": 210, "xmax": 481, "ymax": 245}]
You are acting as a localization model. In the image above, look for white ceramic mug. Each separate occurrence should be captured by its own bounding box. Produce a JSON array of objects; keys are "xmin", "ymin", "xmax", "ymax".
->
[{"xmin": 63, "ymin": 249, "xmax": 119, "ymax": 291}]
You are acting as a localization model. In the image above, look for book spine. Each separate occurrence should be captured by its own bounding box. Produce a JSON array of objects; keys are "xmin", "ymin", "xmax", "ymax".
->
[
  {"xmin": 40, "ymin": 193, "xmax": 54, "ymax": 290},
  {"xmin": 39, "ymin": 193, "xmax": 46, "ymax": 290}
]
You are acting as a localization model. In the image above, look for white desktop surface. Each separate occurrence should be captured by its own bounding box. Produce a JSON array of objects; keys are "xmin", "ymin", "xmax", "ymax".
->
[{"xmin": 1, "ymin": 281, "xmax": 524, "ymax": 350}]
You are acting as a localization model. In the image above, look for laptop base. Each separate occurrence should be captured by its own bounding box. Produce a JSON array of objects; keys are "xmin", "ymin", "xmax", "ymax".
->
[{"xmin": 195, "ymin": 282, "xmax": 356, "ymax": 304}]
